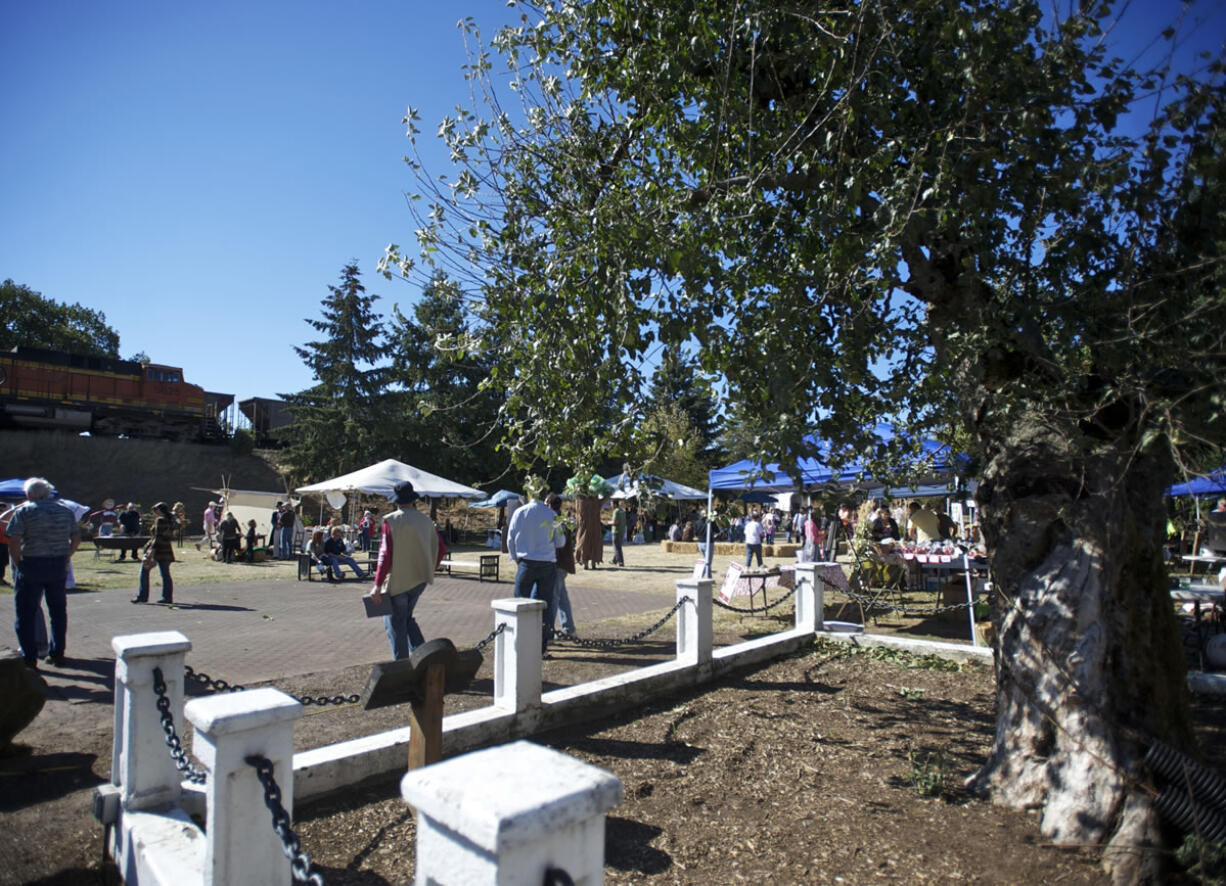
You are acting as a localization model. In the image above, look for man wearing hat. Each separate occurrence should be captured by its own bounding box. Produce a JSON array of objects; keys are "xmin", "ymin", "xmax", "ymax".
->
[{"xmin": 368, "ymin": 482, "xmax": 438, "ymax": 660}]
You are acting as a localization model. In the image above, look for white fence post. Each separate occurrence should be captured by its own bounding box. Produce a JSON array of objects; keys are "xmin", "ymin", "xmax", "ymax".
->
[
  {"xmin": 186, "ymin": 688, "xmax": 303, "ymax": 886},
  {"xmin": 402, "ymin": 739, "xmax": 623, "ymax": 885},
  {"xmin": 793, "ymin": 562, "xmax": 823, "ymax": 632},
  {"xmin": 675, "ymin": 578, "xmax": 712, "ymax": 665},
  {"xmin": 111, "ymin": 631, "xmax": 193, "ymax": 811},
  {"xmin": 492, "ymin": 597, "xmax": 545, "ymax": 714}
]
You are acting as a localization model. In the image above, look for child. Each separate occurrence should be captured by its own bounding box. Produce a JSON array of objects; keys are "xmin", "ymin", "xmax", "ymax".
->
[{"xmin": 245, "ymin": 519, "xmax": 258, "ymax": 563}]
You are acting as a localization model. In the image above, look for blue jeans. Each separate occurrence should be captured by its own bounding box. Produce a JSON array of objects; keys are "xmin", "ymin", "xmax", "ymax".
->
[
  {"xmin": 14, "ymin": 555, "xmax": 69, "ymax": 665},
  {"xmin": 514, "ymin": 559, "xmax": 556, "ymax": 652},
  {"xmin": 279, "ymin": 526, "xmax": 294, "ymax": 560},
  {"xmin": 330, "ymin": 554, "xmax": 366, "ymax": 579},
  {"xmin": 384, "ymin": 583, "xmax": 427, "ymax": 660},
  {"xmin": 138, "ymin": 559, "xmax": 174, "ymax": 601},
  {"xmin": 545, "ymin": 570, "xmax": 575, "ymax": 636},
  {"xmin": 745, "ymin": 543, "xmax": 763, "ymax": 568}
]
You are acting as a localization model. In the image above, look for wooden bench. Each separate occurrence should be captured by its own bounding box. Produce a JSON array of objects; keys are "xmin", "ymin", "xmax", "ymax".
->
[{"xmin": 438, "ymin": 553, "xmax": 500, "ymax": 582}]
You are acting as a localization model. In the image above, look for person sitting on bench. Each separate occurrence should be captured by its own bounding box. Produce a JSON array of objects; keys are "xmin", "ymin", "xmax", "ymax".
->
[{"xmin": 324, "ymin": 526, "xmax": 368, "ymax": 581}]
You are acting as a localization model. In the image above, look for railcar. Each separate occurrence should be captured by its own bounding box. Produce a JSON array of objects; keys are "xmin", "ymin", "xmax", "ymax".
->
[{"xmin": 0, "ymin": 346, "xmax": 209, "ymax": 440}]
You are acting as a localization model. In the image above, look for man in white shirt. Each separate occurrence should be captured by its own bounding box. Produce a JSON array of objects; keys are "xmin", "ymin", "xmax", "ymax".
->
[{"xmin": 743, "ymin": 512, "xmax": 764, "ymax": 568}]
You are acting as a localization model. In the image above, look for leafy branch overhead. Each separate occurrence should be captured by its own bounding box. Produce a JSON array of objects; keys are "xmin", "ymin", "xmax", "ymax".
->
[{"xmin": 387, "ymin": 0, "xmax": 1225, "ymax": 483}]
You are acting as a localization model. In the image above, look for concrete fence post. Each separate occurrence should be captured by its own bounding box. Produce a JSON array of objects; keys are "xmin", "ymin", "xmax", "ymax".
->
[
  {"xmin": 675, "ymin": 578, "xmax": 712, "ymax": 665},
  {"xmin": 492, "ymin": 597, "xmax": 545, "ymax": 714},
  {"xmin": 402, "ymin": 739, "xmax": 623, "ymax": 885},
  {"xmin": 186, "ymin": 688, "xmax": 303, "ymax": 886},
  {"xmin": 111, "ymin": 631, "xmax": 193, "ymax": 811},
  {"xmin": 793, "ymin": 562, "xmax": 823, "ymax": 632}
]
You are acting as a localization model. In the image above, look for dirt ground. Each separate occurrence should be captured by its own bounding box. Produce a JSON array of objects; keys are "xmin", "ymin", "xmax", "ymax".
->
[{"xmin": 2, "ymin": 555, "xmax": 1224, "ymax": 885}]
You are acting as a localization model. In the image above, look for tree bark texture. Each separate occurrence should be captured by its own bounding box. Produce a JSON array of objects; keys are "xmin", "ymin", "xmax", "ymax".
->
[
  {"xmin": 968, "ymin": 423, "xmax": 1194, "ymax": 882},
  {"xmin": 575, "ymin": 495, "xmax": 606, "ymax": 567}
]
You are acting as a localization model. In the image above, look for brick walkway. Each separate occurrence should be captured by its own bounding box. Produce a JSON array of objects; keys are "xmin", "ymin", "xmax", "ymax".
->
[{"xmin": 60, "ymin": 572, "xmax": 678, "ymax": 684}]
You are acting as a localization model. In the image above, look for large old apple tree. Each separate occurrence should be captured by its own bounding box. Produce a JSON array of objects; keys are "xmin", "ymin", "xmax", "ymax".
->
[{"xmin": 385, "ymin": 0, "xmax": 1226, "ymax": 878}]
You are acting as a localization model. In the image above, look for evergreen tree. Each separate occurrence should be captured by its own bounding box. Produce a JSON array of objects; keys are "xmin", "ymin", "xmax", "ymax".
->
[
  {"xmin": 384, "ymin": 273, "xmax": 509, "ymax": 485},
  {"xmin": 281, "ymin": 262, "xmax": 388, "ymax": 482},
  {"xmin": 647, "ymin": 349, "xmax": 722, "ymax": 466}
]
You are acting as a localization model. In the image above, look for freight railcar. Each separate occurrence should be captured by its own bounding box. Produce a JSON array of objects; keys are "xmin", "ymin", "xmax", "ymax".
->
[{"xmin": 0, "ymin": 346, "xmax": 210, "ymax": 440}]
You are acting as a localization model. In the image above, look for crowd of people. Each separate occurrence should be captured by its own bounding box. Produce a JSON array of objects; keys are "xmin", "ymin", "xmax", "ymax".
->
[{"xmin": 4, "ymin": 470, "xmax": 981, "ymax": 672}]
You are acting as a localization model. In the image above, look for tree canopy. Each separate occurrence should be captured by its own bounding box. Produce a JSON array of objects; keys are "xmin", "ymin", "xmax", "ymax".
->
[
  {"xmin": 387, "ymin": 0, "xmax": 1226, "ymax": 876},
  {"xmin": 0, "ymin": 278, "xmax": 121, "ymax": 357},
  {"xmin": 389, "ymin": 0, "xmax": 1224, "ymax": 481}
]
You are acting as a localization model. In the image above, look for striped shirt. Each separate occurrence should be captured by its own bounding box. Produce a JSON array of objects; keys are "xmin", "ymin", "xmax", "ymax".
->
[{"xmin": 7, "ymin": 499, "xmax": 82, "ymax": 558}]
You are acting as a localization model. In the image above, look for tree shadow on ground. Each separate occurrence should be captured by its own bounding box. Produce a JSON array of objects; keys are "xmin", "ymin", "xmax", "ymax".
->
[
  {"xmin": 554, "ymin": 735, "xmax": 704, "ymax": 765},
  {"xmin": 605, "ymin": 815, "xmax": 671, "ymax": 875},
  {"xmin": 0, "ymin": 749, "xmax": 103, "ymax": 811}
]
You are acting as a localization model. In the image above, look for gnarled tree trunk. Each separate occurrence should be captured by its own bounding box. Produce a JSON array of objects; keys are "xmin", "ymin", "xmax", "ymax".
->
[{"xmin": 968, "ymin": 422, "xmax": 1194, "ymax": 883}]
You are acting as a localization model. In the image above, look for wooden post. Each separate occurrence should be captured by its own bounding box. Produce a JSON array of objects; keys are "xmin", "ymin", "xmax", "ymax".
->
[{"xmin": 407, "ymin": 662, "xmax": 446, "ymax": 770}]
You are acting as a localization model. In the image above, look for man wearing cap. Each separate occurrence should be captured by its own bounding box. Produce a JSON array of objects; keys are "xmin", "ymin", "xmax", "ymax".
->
[
  {"xmin": 369, "ymin": 482, "xmax": 438, "ymax": 660},
  {"xmin": 7, "ymin": 477, "xmax": 81, "ymax": 668},
  {"xmin": 506, "ymin": 485, "xmax": 566, "ymax": 655}
]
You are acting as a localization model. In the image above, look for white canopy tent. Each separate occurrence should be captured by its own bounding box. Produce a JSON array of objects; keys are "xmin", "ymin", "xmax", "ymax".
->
[
  {"xmin": 294, "ymin": 459, "xmax": 484, "ymax": 502},
  {"xmin": 606, "ymin": 473, "xmax": 709, "ymax": 501}
]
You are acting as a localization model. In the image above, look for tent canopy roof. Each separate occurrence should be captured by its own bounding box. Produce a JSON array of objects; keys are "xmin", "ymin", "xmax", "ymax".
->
[
  {"xmin": 1166, "ymin": 468, "xmax": 1226, "ymax": 497},
  {"xmin": 708, "ymin": 424, "xmax": 964, "ymax": 493},
  {"xmin": 470, "ymin": 489, "xmax": 523, "ymax": 509},
  {"xmin": 606, "ymin": 474, "xmax": 708, "ymax": 501},
  {"xmin": 295, "ymin": 459, "xmax": 483, "ymax": 500}
]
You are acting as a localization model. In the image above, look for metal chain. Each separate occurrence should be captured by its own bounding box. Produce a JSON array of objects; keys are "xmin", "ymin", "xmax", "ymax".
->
[
  {"xmin": 184, "ymin": 664, "xmax": 359, "ymax": 707},
  {"xmin": 713, "ymin": 583, "xmax": 799, "ymax": 615},
  {"xmin": 473, "ymin": 621, "xmax": 507, "ymax": 652},
  {"xmin": 839, "ymin": 578, "xmax": 980, "ymax": 618},
  {"xmin": 246, "ymin": 755, "xmax": 325, "ymax": 885},
  {"xmin": 151, "ymin": 667, "xmax": 207, "ymax": 785},
  {"xmin": 554, "ymin": 597, "xmax": 691, "ymax": 649}
]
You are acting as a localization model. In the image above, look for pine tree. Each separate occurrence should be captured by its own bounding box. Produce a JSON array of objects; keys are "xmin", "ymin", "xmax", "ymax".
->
[{"xmin": 281, "ymin": 262, "xmax": 388, "ymax": 482}]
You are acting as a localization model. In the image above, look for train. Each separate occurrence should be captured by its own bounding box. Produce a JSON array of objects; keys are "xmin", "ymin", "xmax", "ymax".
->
[{"xmin": 0, "ymin": 346, "xmax": 226, "ymax": 441}]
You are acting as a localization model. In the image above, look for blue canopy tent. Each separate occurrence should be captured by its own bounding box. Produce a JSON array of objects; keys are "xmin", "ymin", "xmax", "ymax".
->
[
  {"xmin": 1165, "ymin": 469, "xmax": 1226, "ymax": 497},
  {"xmin": 703, "ymin": 425, "xmax": 967, "ymax": 576},
  {"xmin": 708, "ymin": 424, "xmax": 963, "ymax": 494}
]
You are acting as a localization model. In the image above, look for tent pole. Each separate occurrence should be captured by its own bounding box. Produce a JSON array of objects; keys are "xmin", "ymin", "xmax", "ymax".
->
[{"xmin": 704, "ymin": 488, "xmax": 714, "ymax": 579}]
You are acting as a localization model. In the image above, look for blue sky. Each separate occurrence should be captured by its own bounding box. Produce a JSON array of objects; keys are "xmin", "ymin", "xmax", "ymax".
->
[
  {"xmin": 0, "ymin": 0, "xmax": 519, "ymax": 408},
  {"xmin": 2, "ymin": 0, "xmax": 1222, "ymax": 419}
]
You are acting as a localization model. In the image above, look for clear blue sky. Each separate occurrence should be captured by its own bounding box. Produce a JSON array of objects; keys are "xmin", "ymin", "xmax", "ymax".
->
[
  {"xmin": 0, "ymin": 0, "xmax": 519, "ymax": 407},
  {"xmin": 2, "ymin": 0, "xmax": 1222, "ymax": 416}
]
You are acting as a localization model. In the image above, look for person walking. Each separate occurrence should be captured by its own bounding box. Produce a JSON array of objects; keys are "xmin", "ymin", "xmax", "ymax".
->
[
  {"xmin": 133, "ymin": 502, "xmax": 176, "ymax": 604},
  {"xmin": 507, "ymin": 486, "xmax": 565, "ymax": 656},
  {"xmin": 368, "ymin": 482, "xmax": 438, "ymax": 660},
  {"xmin": 545, "ymin": 493, "xmax": 578, "ymax": 642},
  {"xmin": 611, "ymin": 503, "xmax": 626, "ymax": 566},
  {"xmin": 744, "ymin": 511, "xmax": 765, "ymax": 568},
  {"xmin": 198, "ymin": 501, "xmax": 218, "ymax": 551},
  {"xmin": 7, "ymin": 478, "xmax": 81, "ymax": 668}
]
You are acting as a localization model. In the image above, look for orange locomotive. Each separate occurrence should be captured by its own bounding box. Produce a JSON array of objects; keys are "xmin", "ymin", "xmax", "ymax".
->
[{"xmin": 0, "ymin": 346, "xmax": 207, "ymax": 440}]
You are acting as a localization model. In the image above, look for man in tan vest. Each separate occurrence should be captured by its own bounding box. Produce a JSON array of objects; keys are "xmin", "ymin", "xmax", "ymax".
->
[{"xmin": 368, "ymin": 481, "xmax": 438, "ymax": 660}]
